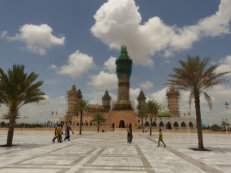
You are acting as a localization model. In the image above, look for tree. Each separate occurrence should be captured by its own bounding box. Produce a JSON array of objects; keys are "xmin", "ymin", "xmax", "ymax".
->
[
  {"xmin": 168, "ymin": 55, "xmax": 230, "ymax": 150},
  {"xmin": 144, "ymin": 100, "xmax": 161, "ymax": 136},
  {"xmin": 91, "ymin": 112, "xmax": 106, "ymax": 132},
  {"xmin": 0, "ymin": 65, "xmax": 45, "ymax": 146},
  {"xmin": 137, "ymin": 106, "xmax": 146, "ymax": 133},
  {"xmin": 75, "ymin": 99, "xmax": 88, "ymax": 135}
]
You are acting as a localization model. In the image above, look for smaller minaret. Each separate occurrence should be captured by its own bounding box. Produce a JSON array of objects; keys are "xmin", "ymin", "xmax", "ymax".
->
[
  {"xmin": 102, "ymin": 90, "xmax": 111, "ymax": 112},
  {"xmin": 66, "ymin": 84, "xmax": 78, "ymax": 123},
  {"xmin": 76, "ymin": 89, "xmax": 83, "ymax": 100},
  {"xmin": 166, "ymin": 84, "xmax": 180, "ymax": 117},
  {"xmin": 137, "ymin": 90, "xmax": 146, "ymax": 110}
]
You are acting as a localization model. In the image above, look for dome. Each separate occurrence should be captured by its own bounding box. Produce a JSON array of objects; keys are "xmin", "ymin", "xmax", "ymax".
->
[{"xmin": 158, "ymin": 110, "xmax": 171, "ymax": 117}]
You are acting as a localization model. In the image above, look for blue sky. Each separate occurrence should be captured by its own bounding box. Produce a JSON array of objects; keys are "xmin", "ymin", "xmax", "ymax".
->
[{"xmin": 0, "ymin": 0, "xmax": 231, "ymax": 125}]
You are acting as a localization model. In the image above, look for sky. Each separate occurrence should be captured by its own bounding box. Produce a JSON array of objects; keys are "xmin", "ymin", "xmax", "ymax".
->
[{"xmin": 0, "ymin": 0, "xmax": 231, "ymax": 125}]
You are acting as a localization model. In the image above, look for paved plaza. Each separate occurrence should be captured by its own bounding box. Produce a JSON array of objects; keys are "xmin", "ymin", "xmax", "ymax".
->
[{"xmin": 0, "ymin": 130, "xmax": 230, "ymax": 173}]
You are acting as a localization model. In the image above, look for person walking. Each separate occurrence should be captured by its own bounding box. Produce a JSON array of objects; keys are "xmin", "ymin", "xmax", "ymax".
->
[
  {"xmin": 64, "ymin": 124, "xmax": 73, "ymax": 141},
  {"xmin": 157, "ymin": 129, "xmax": 166, "ymax": 147},
  {"xmin": 127, "ymin": 125, "xmax": 133, "ymax": 143},
  {"xmin": 52, "ymin": 124, "xmax": 61, "ymax": 143}
]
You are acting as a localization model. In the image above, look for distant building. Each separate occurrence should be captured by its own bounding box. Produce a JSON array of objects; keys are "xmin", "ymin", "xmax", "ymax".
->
[{"xmin": 65, "ymin": 45, "xmax": 196, "ymax": 130}]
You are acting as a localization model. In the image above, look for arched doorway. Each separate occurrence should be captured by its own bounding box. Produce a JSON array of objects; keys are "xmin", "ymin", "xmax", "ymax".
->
[
  {"xmin": 166, "ymin": 122, "xmax": 172, "ymax": 129},
  {"xmin": 119, "ymin": 120, "xmax": 125, "ymax": 128}
]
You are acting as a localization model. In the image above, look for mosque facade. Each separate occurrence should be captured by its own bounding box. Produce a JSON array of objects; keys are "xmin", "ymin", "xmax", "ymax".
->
[{"xmin": 63, "ymin": 46, "xmax": 196, "ymax": 130}]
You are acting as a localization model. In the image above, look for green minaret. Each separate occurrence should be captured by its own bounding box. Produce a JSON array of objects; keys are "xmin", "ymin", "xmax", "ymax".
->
[{"xmin": 113, "ymin": 45, "xmax": 133, "ymax": 110}]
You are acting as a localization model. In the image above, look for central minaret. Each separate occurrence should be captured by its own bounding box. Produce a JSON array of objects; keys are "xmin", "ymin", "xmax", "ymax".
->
[{"xmin": 113, "ymin": 45, "xmax": 133, "ymax": 110}]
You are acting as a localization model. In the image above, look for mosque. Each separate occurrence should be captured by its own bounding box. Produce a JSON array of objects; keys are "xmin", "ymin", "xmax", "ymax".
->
[{"xmin": 61, "ymin": 46, "xmax": 196, "ymax": 130}]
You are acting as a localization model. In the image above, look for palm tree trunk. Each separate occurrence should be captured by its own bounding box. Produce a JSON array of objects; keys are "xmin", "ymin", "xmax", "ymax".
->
[
  {"xmin": 79, "ymin": 112, "xmax": 83, "ymax": 135},
  {"xmin": 150, "ymin": 116, "xmax": 152, "ymax": 136},
  {"xmin": 194, "ymin": 92, "xmax": 204, "ymax": 151},
  {"xmin": 7, "ymin": 110, "xmax": 17, "ymax": 146},
  {"xmin": 142, "ymin": 119, "xmax": 144, "ymax": 133},
  {"xmin": 97, "ymin": 121, "xmax": 100, "ymax": 132}
]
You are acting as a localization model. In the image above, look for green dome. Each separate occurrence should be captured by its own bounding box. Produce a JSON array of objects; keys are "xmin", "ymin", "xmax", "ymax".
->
[
  {"xmin": 158, "ymin": 110, "xmax": 171, "ymax": 117},
  {"xmin": 116, "ymin": 46, "xmax": 132, "ymax": 77}
]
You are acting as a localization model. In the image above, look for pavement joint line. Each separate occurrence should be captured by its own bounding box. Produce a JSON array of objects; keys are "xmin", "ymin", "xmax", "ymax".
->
[{"xmin": 147, "ymin": 137, "xmax": 224, "ymax": 173}]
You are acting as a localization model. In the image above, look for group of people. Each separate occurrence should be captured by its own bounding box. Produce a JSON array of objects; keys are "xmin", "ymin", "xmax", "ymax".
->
[
  {"xmin": 127, "ymin": 125, "xmax": 166, "ymax": 147},
  {"xmin": 52, "ymin": 123, "xmax": 166, "ymax": 147},
  {"xmin": 52, "ymin": 123, "xmax": 73, "ymax": 143}
]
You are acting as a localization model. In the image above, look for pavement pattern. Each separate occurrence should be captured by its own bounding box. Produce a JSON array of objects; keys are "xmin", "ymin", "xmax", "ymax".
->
[{"xmin": 0, "ymin": 130, "xmax": 230, "ymax": 173}]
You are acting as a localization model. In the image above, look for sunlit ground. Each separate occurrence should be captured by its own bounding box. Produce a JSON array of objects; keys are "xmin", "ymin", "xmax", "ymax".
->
[{"xmin": 0, "ymin": 130, "xmax": 230, "ymax": 173}]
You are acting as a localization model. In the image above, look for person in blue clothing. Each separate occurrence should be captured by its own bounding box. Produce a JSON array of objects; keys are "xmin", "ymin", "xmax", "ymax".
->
[{"xmin": 64, "ymin": 124, "xmax": 73, "ymax": 141}]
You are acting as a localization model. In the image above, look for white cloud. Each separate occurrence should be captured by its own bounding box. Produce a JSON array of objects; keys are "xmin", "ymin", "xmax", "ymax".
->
[
  {"xmin": 50, "ymin": 64, "xmax": 57, "ymax": 69},
  {"xmin": 104, "ymin": 56, "xmax": 116, "ymax": 72},
  {"xmin": 140, "ymin": 81, "xmax": 153, "ymax": 90},
  {"xmin": 0, "ymin": 96, "xmax": 67, "ymax": 123},
  {"xmin": 0, "ymin": 30, "xmax": 7, "ymax": 38},
  {"xmin": 130, "ymin": 88, "xmax": 141, "ymax": 109},
  {"xmin": 4, "ymin": 24, "xmax": 65, "ymax": 55},
  {"xmin": 216, "ymin": 55, "xmax": 231, "ymax": 76},
  {"xmin": 57, "ymin": 50, "xmax": 94, "ymax": 78},
  {"xmin": 150, "ymin": 87, "xmax": 168, "ymax": 106},
  {"xmin": 89, "ymin": 71, "xmax": 117, "ymax": 90},
  {"xmin": 91, "ymin": 0, "xmax": 231, "ymax": 66}
]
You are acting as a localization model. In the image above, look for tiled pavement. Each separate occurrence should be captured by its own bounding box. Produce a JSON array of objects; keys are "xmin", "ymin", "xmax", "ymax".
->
[{"xmin": 0, "ymin": 130, "xmax": 230, "ymax": 173}]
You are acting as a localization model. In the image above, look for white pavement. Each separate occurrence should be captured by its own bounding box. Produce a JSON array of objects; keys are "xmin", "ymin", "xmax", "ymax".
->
[{"xmin": 0, "ymin": 130, "xmax": 230, "ymax": 173}]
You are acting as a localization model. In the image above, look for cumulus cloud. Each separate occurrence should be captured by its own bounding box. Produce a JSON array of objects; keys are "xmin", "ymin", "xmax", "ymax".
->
[
  {"xmin": 140, "ymin": 81, "xmax": 153, "ymax": 90},
  {"xmin": 104, "ymin": 56, "xmax": 116, "ymax": 72},
  {"xmin": 215, "ymin": 55, "xmax": 231, "ymax": 76},
  {"xmin": 91, "ymin": 0, "xmax": 231, "ymax": 66},
  {"xmin": 56, "ymin": 50, "xmax": 94, "ymax": 78},
  {"xmin": 89, "ymin": 71, "xmax": 117, "ymax": 90},
  {"xmin": 3, "ymin": 24, "xmax": 65, "ymax": 55},
  {"xmin": 130, "ymin": 88, "xmax": 141, "ymax": 109},
  {"xmin": 0, "ymin": 96, "xmax": 67, "ymax": 123}
]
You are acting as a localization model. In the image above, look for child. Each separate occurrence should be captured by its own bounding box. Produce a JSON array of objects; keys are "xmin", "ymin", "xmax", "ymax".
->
[{"xmin": 157, "ymin": 129, "xmax": 166, "ymax": 147}]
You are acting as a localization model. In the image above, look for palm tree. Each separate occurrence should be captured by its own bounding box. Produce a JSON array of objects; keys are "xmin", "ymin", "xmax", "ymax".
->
[
  {"xmin": 168, "ymin": 55, "xmax": 230, "ymax": 150},
  {"xmin": 0, "ymin": 65, "xmax": 45, "ymax": 146},
  {"xmin": 91, "ymin": 112, "xmax": 106, "ymax": 132},
  {"xmin": 75, "ymin": 99, "xmax": 88, "ymax": 135},
  {"xmin": 137, "ymin": 106, "xmax": 146, "ymax": 133},
  {"xmin": 145, "ymin": 100, "xmax": 161, "ymax": 136}
]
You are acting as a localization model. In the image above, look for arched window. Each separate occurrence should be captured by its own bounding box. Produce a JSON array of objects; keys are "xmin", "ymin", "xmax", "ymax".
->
[
  {"xmin": 138, "ymin": 120, "xmax": 140, "ymax": 123},
  {"xmin": 77, "ymin": 122, "xmax": 79, "ymax": 126},
  {"xmin": 145, "ymin": 121, "xmax": 149, "ymax": 126},
  {"xmin": 90, "ymin": 122, "xmax": 92, "ymax": 126},
  {"xmin": 189, "ymin": 122, "xmax": 193, "ymax": 127},
  {"xmin": 159, "ymin": 122, "xmax": 164, "ymax": 127},
  {"xmin": 174, "ymin": 122, "xmax": 179, "ymax": 127},
  {"xmin": 181, "ymin": 122, "xmax": 186, "ymax": 127},
  {"xmin": 86, "ymin": 122, "xmax": 88, "ymax": 126},
  {"xmin": 152, "ymin": 121, "xmax": 157, "ymax": 126}
]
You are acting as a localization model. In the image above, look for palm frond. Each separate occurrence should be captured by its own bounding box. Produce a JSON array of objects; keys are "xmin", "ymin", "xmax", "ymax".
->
[{"xmin": 203, "ymin": 92, "xmax": 212, "ymax": 109}]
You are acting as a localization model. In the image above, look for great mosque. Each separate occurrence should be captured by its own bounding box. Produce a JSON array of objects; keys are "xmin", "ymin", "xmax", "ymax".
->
[{"xmin": 60, "ymin": 46, "xmax": 196, "ymax": 129}]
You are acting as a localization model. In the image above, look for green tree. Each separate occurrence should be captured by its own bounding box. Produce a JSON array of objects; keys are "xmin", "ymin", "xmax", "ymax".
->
[
  {"xmin": 0, "ymin": 65, "xmax": 45, "ymax": 146},
  {"xmin": 91, "ymin": 112, "xmax": 106, "ymax": 132},
  {"xmin": 221, "ymin": 119, "xmax": 229, "ymax": 131},
  {"xmin": 75, "ymin": 99, "xmax": 88, "ymax": 135},
  {"xmin": 145, "ymin": 100, "xmax": 161, "ymax": 136},
  {"xmin": 168, "ymin": 55, "xmax": 230, "ymax": 150},
  {"xmin": 137, "ymin": 106, "xmax": 146, "ymax": 133}
]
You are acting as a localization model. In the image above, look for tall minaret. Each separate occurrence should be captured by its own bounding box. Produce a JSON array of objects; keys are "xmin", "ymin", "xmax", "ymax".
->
[
  {"xmin": 65, "ymin": 85, "xmax": 82, "ymax": 123},
  {"xmin": 137, "ymin": 90, "xmax": 146, "ymax": 110},
  {"xmin": 166, "ymin": 84, "xmax": 180, "ymax": 117},
  {"xmin": 113, "ymin": 45, "xmax": 132, "ymax": 110},
  {"xmin": 102, "ymin": 90, "xmax": 111, "ymax": 112}
]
